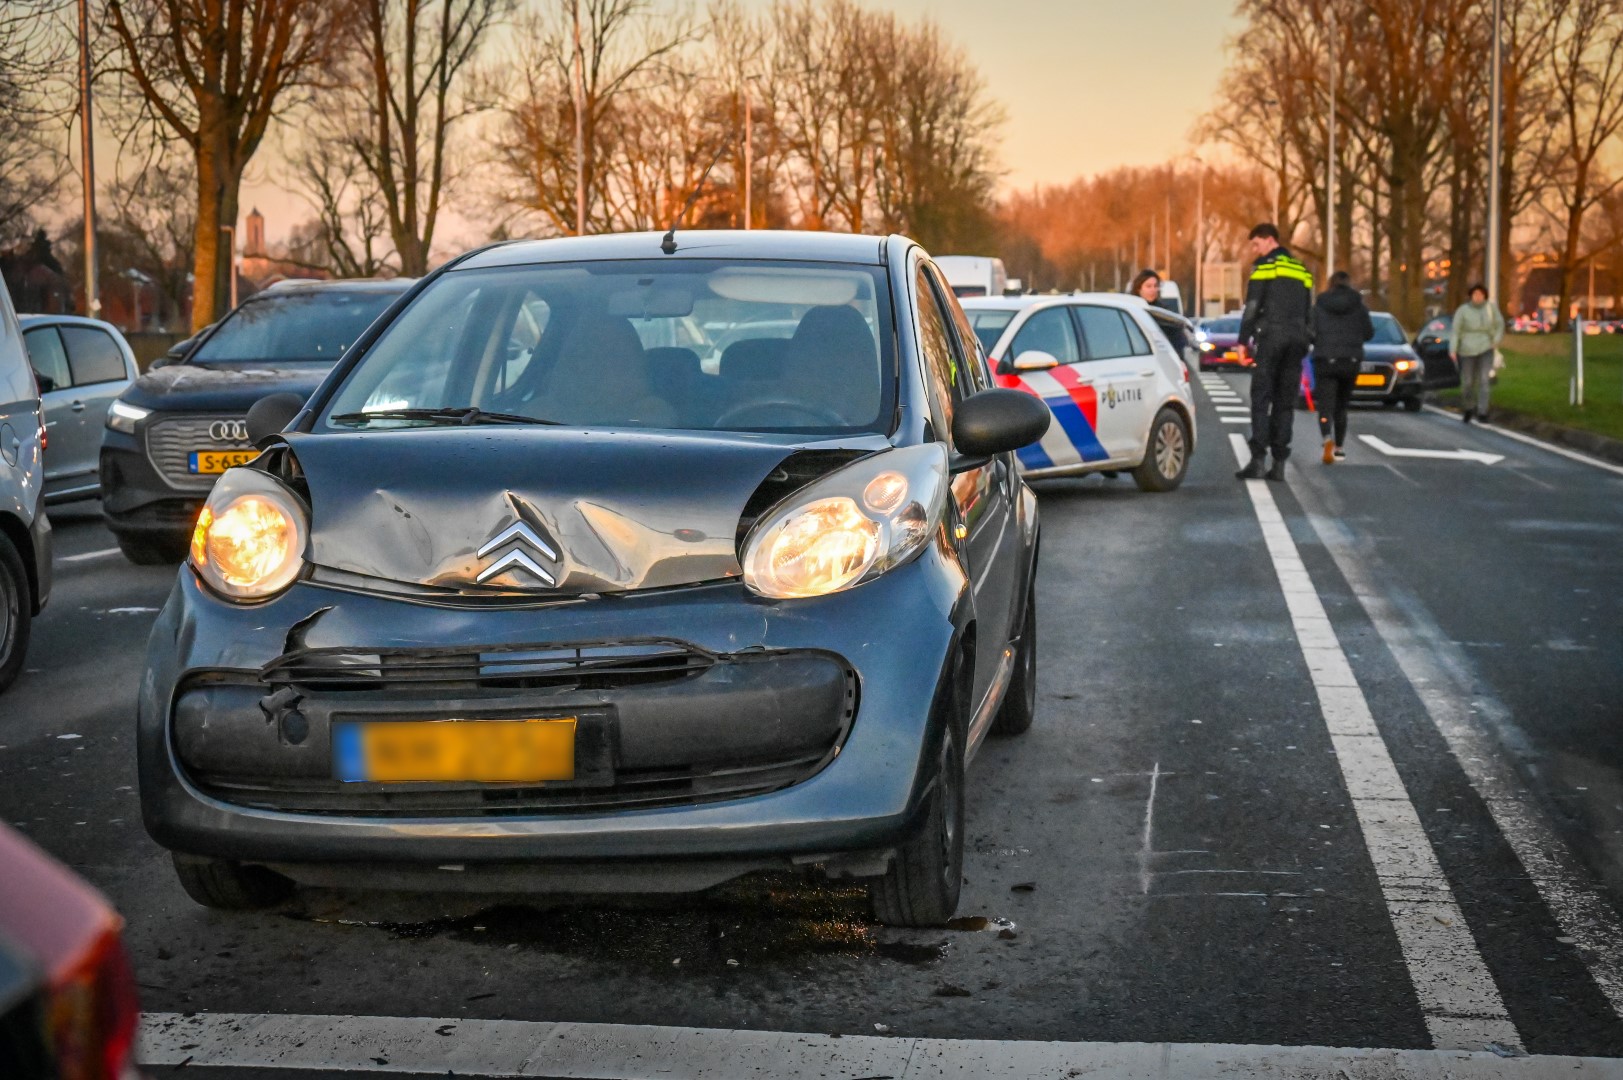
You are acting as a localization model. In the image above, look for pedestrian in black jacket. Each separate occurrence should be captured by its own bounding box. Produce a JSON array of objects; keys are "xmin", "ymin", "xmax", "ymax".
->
[
  {"xmin": 1311, "ymin": 271, "xmax": 1375, "ymax": 464},
  {"xmin": 1236, "ymin": 223, "xmax": 1315, "ymax": 481}
]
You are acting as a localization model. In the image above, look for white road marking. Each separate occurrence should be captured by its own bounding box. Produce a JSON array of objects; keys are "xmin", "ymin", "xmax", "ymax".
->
[
  {"xmin": 1291, "ymin": 488, "xmax": 1623, "ymax": 1022},
  {"xmin": 137, "ymin": 1011, "xmax": 1612, "ymax": 1077},
  {"xmin": 1138, "ymin": 761, "xmax": 1161, "ymax": 894},
  {"xmin": 1215, "ymin": 406, "xmax": 1249, "ymax": 412},
  {"xmin": 58, "ymin": 547, "xmax": 120, "ymax": 563},
  {"xmin": 1221, "ymin": 417, "xmax": 1250, "ymax": 423},
  {"xmin": 1422, "ymin": 404, "xmax": 1623, "ymax": 478},
  {"xmin": 1228, "ymin": 433, "xmax": 1520, "ymax": 1053},
  {"xmin": 1359, "ymin": 434, "xmax": 1504, "ymax": 465}
]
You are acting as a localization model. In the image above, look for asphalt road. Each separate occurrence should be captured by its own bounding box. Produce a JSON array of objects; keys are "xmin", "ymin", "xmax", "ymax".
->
[{"xmin": 3, "ymin": 377, "xmax": 1621, "ymax": 1076}]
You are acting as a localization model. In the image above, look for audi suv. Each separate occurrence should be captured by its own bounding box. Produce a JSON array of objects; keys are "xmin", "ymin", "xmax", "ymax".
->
[{"xmin": 99, "ymin": 279, "xmax": 412, "ymax": 563}]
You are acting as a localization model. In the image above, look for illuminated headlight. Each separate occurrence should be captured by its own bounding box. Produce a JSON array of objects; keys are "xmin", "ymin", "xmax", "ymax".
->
[
  {"xmin": 742, "ymin": 444, "xmax": 947, "ymax": 599},
  {"xmin": 106, "ymin": 400, "xmax": 151, "ymax": 434},
  {"xmin": 1394, "ymin": 358, "xmax": 1420, "ymax": 373},
  {"xmin": 1199, "ymin": 341, "xmax": 1216, "ymax": 352},
  {"xmin": 189, "ymin": 470, "xmax": 308, "ymax": 600}
]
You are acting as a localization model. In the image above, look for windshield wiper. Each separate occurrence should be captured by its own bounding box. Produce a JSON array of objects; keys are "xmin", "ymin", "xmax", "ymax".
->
[{"xmin": 330, "ymin": 407, "xmax": 558, "ymax": 427}]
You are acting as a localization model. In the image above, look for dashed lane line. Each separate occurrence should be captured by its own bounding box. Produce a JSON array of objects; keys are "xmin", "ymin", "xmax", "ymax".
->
[
  {"xmin": 1291, "ymin": 479, "xmax": 1623, "ymax": 1022},
  {"xmin": 58, "ymin": 546, "xmax": 120, "ymax": 563},
  {"xmin": 1228, "ymin": 433, "xmax": 1521, "ymax": 1053},
  {"xmin": 137, "ymin": 1011, "xmax": 1616, "ymax": 1077}
]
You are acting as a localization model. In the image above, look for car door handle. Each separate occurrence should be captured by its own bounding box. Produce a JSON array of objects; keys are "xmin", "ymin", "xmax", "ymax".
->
[
  {"xmin": 70, "ymin": 401, "xmax": 85, "ymax": 412},
  {"xmin": 1138, "ymin": 370, "xmax": 1155, "ymax": 377}
]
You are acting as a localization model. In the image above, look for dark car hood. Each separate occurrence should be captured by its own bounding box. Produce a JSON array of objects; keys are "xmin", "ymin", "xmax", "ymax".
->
[
  {"xmin": 284, "ymin": 426, "xmax": 889, "ymax": 595},
  {"xmin": 1364, "ymin": 343, "xmax": 1419, "ymax": 362},
  {"xmin": 121, "ymin": 362, "xmax": 334, "ymax": 413}
]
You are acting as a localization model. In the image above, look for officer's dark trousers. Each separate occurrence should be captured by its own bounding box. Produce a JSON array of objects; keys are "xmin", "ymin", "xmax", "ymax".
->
[{"xmin": 1248, "ymin": 341, "xmax": 1308, "ymax": 461}]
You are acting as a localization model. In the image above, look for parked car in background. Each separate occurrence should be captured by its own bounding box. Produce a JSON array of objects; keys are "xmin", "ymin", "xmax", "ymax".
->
[
  {"xmin": 935, "ymin": 255, "xmax": 1008, "ymax": 299},
  {"xmin": 962, "ymin": 293, "xmax": 1196, "ymax": 491},
  {"xmin": 19, "ymin": 316, "xmax": 139, "ymax": 504},
  {"xmin": 0, "ymin": 283, "xmax": 51, "ymax": 693},
  {"xmin": 100, "ymin": 278, "xmax": 413, "ymax": 564},
  {"xmin": 1412, "ymin": 313, "xmax": 1459, "ymax": 388},
  {"xmin": 1195, "ymin": 315, "xmax": 1251, "ymax": 370},
  {"xmin": 0, "ymin": 823, "xmax": 141, "ymax": 1080}
]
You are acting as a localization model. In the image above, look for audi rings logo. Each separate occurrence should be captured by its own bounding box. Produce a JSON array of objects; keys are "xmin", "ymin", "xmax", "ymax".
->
[{"xmin": 209, "ymin": 419, "xmax": 250, "ymax": 443}]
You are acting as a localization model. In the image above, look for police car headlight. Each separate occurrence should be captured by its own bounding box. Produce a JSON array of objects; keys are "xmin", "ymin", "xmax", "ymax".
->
[
  {"xmin": 742, "ymin": 444, "xmax": 948, "ymax": 599},
  {"xmin": 189, "ymin": 470, "xmax": 307, "ymax": 601},
  {"xmin": 106, "ymin": 400, "xmax": 150, "ymax": 434}
]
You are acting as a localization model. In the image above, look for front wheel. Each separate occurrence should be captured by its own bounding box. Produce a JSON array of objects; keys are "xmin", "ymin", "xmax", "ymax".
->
[
  {"xmin": 0, "ymin": 533, "xmax": 31, "ymax": 693},
  {"xmin": 869, "ymin": 699, "xmax": 965, "ymax": 927},
  {"xmin": 1132, "ymin": 407, "xmax": 1190, "ymax": 492},
  {"xmin": 171, "ymin": 853, "xmax": 293, "ymax": 910}
]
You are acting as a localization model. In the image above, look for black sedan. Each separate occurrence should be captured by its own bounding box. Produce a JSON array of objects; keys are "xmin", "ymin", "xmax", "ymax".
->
[
  {"xmin": 100, "ymin": 278, "xmax": 412, "ymax": 564},
  {"xmin": 138, "ymin": 231, "xmax": 1050, "ymax": 927},
  {"xmin": 1303, "ymin": 312, "xmax": 1427, "ymax": 412}
]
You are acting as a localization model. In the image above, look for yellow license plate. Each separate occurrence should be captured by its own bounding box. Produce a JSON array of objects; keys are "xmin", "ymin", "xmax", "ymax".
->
[
  {"xmin": 189, "ymin": 449, "xmax": 258, "ymax": 474},
  {"xmin": 336, "ymin": 719, "xmax": 577, "ymax": 783},
  {"xmin": 1355, "ymin": 373, "xmax": 1386, "ymax": 387}
]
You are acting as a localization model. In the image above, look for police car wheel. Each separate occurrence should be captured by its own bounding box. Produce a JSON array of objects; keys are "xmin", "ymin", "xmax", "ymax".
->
[
  {"xmin": 0, "ymin": 533, "xmax": 29, "ymax": 693},
  {"xmin": 870, "ymin": 661, "xmax": 967, "ymax": 927},
  {"xmin": 991, "ymin": 581, "xmax": 1036, "ymax": 737},
  {"xmin": 171, "ymin": 853, "xmax": 293, "ymax": 910},
  {"xmin": 1132, "ymin": 408, "xmax": 1189, "ymax": 492}
]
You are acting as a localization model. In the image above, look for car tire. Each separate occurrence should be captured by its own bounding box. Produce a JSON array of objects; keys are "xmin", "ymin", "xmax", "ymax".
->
[
  {"xmin": 171, "ymin": 853, "xmax": 293, "ymax": 910},
  {"xmin": 1402, "ymin": 394, "xmax": 1423, "ymax": 413},
  {"xmin": 991, "ymin": 582, "xmax": 1036, "ymax": 737},
  {"xmin": 0, "ymin": 532, "xmax": 31, "ymax": 693},
  {"xmin": 119, "ymin": 536, "xmax": 188, "ymax": 566},
  {"xmin": 1131, "ymin": 408, "xmax": 1190, "ymax": 492},
  {"xmin": 869, "ymin": 676, "xmax": 966, "ymax": 927}
]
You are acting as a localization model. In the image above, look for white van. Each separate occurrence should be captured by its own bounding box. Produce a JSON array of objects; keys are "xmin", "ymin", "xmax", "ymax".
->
[{"xmin": 935, "ymin": 256, "xmax": 1008, "ymax": 299}]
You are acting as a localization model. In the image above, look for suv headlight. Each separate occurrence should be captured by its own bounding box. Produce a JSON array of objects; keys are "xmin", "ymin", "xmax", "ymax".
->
[
  {"xmin": 189, "ymin": 469, "xmax": 307, "ymax": 600},
  {"xmin": 106, "ymin": 400, "xmax": 150, "ymax": 434},
  {"xmin": 742, "ymin": 444, "xmax": 948, "ymax": 599}
]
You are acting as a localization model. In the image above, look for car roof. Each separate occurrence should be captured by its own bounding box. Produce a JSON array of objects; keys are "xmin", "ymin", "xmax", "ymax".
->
[
  {"xmin": 251, "ymin": 278, "xmax": 415, "ymax": 296},
  {"xmin": 959, "ymin": 292, "xmax": 1147, "ymax": 314},
  {"xmin": 457, "ymin": 230, "xmax": 891, "ymax": 271},
  {"xmin": 18, "ymin": 313, "xmax": 128, "ymax": 332}
]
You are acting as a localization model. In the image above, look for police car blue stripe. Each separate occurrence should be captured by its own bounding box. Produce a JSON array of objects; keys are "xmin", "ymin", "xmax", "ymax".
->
[
  {"xmin": 1044, "ymin": 395, "xmax": 1109, "ymax": 462},
  {"xmin": 1017, "ymin": 441, "xmax": 1055, "ymax": 470}
]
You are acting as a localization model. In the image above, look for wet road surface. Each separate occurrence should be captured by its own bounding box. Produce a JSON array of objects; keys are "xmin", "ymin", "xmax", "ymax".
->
[{"xmin": 3, "ymin": 377, "xmax": 1621, "ymax": 1076}]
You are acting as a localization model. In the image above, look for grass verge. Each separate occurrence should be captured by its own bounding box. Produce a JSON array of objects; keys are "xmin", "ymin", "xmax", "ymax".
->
[{"xmin": 1437, "ymin": 332, "xmax": 1623, "ymax": 443}]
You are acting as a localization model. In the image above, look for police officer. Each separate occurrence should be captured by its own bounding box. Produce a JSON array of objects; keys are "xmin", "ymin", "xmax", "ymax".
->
[{"xmin": 1236, "ymin": 223, "xmax": 1314, "ymax": 481}]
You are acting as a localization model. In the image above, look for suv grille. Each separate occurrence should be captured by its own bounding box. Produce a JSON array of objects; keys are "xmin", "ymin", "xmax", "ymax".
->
[{"xmin": 145, "ymin": 415, "xmax": 251, "ymax": 490}]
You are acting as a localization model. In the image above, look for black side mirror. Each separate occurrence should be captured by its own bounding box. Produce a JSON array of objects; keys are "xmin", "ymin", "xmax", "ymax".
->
[
  {"xmin": 246, "ymin": 392, "xmax": 306, "ymax": 448},
  {"xmin": 950, "ymin": 389, "xmax": 1050, "ymax": 473}
]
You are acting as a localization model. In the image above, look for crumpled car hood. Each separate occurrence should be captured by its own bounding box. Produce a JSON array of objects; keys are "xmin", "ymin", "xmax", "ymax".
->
[
  {"xmin": 284, "ymin": 427, "xmax": 886, "ymax": 595},
  {"xmin": 122, "ymin": 362, "xmax": 334, "ymax": 413}
]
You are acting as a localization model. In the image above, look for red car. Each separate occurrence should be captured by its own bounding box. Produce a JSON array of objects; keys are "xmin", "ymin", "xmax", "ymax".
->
[{"xmin": 0, "ymin": 824, "xmax": 141, "ymax": 1079}]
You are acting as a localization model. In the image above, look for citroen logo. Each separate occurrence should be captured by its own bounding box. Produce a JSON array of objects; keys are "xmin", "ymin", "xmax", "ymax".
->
[{"xmin": 475, "ymin": 521, "xmax": 559, "ymax": 586}]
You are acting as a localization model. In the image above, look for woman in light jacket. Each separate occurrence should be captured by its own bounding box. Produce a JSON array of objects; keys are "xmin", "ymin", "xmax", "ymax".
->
[{"xmin": 1449, "ymin": 284, "xmax": 1505, "ymax": 423}]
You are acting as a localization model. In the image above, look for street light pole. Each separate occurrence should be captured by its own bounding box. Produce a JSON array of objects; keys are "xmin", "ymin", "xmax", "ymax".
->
[
  {"xmin": 1194, "ymin": 158, "xmax": 1205, "ymax": 317},
  {"xmin": 572, "ymin": 0, "xmax": 586, "ymax": 236},
  {"xmin": 77, "ymin": 0, "xmax": 98, "ymax": 317},
  {"xmin": 1326, "ymin": 1, "xmax": 1337, "ymax": 281},
  {"xmin": 1486, "ymin": 0, "xmax": 1503, "ymax": 307}
]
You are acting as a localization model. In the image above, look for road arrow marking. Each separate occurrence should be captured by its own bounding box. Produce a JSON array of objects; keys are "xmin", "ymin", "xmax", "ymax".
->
[{"xmin": 1358, "ymin": 434, "xmax": 1504, "ymax": 465}]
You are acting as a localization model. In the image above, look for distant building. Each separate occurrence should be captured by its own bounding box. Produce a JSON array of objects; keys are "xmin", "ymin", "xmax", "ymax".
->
[
  {"xmin": 1, "ymin": 230, "xmax": 73, "ymax": 314},
  {"xmin": 237, "ymin": 207, "xmax": 330, "ymax": 292}
]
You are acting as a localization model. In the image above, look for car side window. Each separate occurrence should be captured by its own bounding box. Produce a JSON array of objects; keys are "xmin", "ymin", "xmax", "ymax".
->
[
  {"xmin": 1122, "ymin": 313, "xmax": 1153, "ymax": 355},
  {"xmin": 1072, "ymin": 305, "xmax": 1133, "ymax": 361},
  {"xmin": 23, "ymin": 327, "xmax": 71, "ymax": 393},
  {"xmin": 60, "ymin": 326, "xmax": 127, "ymax": 385},
  {"xmin": 1010, "ymin": 307, "xmax": 1080, "ymax": 365},
  {"xmin": 915, "ymin": 265, "xmax": 963, "ymax": 427},
  {"xmin": 927, "ymin": 264, "xmax": 991, "ymax": 392}
]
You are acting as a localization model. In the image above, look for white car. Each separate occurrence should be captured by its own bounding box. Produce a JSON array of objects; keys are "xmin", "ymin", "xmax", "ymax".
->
[
  {"xmin": 19, "ymin": 315, "xmax": 140, "ymax": 503},
  {"xmin": 960, "ymin": 294, "xmax": 1197, "ymax": 491}
]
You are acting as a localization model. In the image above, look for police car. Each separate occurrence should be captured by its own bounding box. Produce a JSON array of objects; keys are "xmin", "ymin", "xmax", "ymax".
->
[{"xmin": 961, "ymin": 294, "xmax": 1196, "ymax": 491}]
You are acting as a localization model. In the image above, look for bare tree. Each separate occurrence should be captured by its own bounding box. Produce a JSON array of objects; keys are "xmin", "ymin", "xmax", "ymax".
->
[
  {"xmin": 0, "ymin": 1, "xmax": 73, "ymax": 244},
  {"xmin": 1544, "ymin": 0, "xmax": 1623, "ymax": 328},
  {"xmin": 105, "ymin": 0, "xmax": 347, "ymax": 329},
  {"xmin": 289, "ymin": 139, "xmax": 397, "ymax": 277},
  {"xmin": 102, "ymin": 152, "xmax": 196, "ymax": 328}
]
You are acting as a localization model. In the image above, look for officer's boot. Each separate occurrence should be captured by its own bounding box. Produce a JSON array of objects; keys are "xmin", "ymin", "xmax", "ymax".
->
[
  {"xmin": 1235, "ymin": 454, "xmax": 1267, "ymax": 480},
  {"xmin": 1266, "ymin": 458, "xmax": 1287, "ymax": 482}
]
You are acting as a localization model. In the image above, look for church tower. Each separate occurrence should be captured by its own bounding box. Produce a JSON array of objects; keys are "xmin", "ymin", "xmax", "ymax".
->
[{"xmin": 245, "ymin": 208, "xmax": 266, "ymax": 258}]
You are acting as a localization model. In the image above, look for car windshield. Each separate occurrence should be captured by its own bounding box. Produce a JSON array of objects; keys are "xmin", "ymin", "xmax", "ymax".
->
[
  {"xmin": 321, "ymin": 259, "xmax": 895, "ymax": 435},
  {"xmin": 191, "ymin": 290, "xmax": 400, "ymax": 365},
  {"xmin": 1371, "ymin": 314, "xmax": 1409, "ymax": 345},
  {"xmin": 966, "ymin": 308, "xmax": 1016, "ymax": 352},
  {"xmin": 1203, "ymin": 318, "xmax": 1241, "ymax": 335}
]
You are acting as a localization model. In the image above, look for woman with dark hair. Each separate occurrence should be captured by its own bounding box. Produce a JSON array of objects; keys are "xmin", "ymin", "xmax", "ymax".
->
[
  {"xmin": 1129, "ymin": 268, "xmax": 1188, "ymax": 357},
  {"xmin": 1450, "ymin": 283, "xmax": 1504, "ymax": 423},
  {"xmin": 1311, "ymin": 270, "xmax": 1375, "ymax": 463}
]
